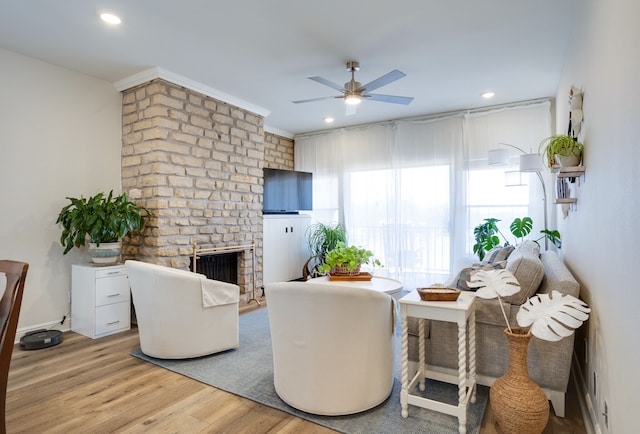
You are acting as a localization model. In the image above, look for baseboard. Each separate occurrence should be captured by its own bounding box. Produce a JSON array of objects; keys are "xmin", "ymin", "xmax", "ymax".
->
[{"xmin": 572, "ymin": 354, "xmax": 601, "ymax": 434}]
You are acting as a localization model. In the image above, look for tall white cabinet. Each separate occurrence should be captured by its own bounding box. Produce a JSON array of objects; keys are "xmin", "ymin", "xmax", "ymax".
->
[
  {"xmin": 263, "ymin": 214, "xmax": 311, "ymax": 284},
  {"xmin": 71, "ymin": 263, "xmax": 131, "ymax": 339}
]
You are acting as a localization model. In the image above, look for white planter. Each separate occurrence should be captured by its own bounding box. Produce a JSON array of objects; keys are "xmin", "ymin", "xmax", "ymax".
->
[
  {"xmin": 88, "ymin": 241, "xmax": 122, "ymax": 264},
  {"xmin": 555, "ymin": 148, "xmax": 582, "ymax": 167}
]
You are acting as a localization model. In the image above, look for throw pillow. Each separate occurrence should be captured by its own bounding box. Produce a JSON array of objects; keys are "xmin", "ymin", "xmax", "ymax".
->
[
  {"xmin": 502, "ymin": 242, "xmax": 544, "ymax": 304},
  {"xmin": 484, "ymin": 245, "xmax": 515, "ymax": 263},
  {"xmin": 453, "ymin": 261, "xmax": 506, "ymax": 291}
]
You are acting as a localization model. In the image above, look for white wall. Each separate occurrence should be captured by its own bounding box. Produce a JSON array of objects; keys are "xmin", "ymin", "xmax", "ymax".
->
[
  {"xmin": 0, "ymin": 48, "xmax": 122, "ymax": 334},
  {"xmin": 555, "ymin": 0, "xmax": 639, "ymax": 432}
]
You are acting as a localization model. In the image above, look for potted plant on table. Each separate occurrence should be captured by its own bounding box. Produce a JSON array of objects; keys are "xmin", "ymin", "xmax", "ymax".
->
[
  {"xmin": 56, "ymin": 190, "xmax": 150, "ymax": 264},
  {"xmin": 538, "ymin": 134, "xmax": 584, "ymax": 170},
  {"xmin": 303, "ymin": 222, "xmax": 348, "ymax": 279},
  {"xmin": 467, "ymin": 269, "xmax": 590, "ymax": 433},
  {"xmin": 318, "ymin": 241, "xmax": 382, "ymax": 276}
]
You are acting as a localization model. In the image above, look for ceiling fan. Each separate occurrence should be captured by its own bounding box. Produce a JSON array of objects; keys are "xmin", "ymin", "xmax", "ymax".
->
[{"xmin": 293, "ymin": 61, "xmax": 413, "ymax": 115}]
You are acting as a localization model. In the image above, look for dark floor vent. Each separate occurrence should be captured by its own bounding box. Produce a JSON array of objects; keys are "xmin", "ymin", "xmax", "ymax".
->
[{"xmin": 190, "ymin": 252, "xmax": 238, "ymax": 284}]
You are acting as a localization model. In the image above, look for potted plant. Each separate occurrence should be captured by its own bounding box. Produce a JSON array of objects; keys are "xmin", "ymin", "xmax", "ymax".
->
[
  {"xmin": 468, "ymin": 269, "xmax": 590, "ymax": 433},
  {"xmin": 318, "ymin": 241, "xmax": 382, "ymax": 276},
  {"xmin": 303, "ymin": 222, "xmax": 348, "ymax": 278},
  {"xmin": 538, "ymin": 134, "xmax": 584, "ymax": 170},
  {"xmin": 56, "ymin": 190, "xmax": 150, "ymax": 264},
  {"xmin": 473, "ymin": 217, "xmax": 561, "ymax": 261}
]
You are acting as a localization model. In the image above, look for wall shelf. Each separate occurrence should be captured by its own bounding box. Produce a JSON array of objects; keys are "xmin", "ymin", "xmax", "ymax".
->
[
  {"xmin": 557, "ymin": 165, "xmax": 586, "ymax": 179},
  {"xmin": 555, "ymin": 166, "xmax": 585, "ymax": 213},
  {"xmin": 555, "ymin": 198, "xmax": 577, "ymax": 204}
]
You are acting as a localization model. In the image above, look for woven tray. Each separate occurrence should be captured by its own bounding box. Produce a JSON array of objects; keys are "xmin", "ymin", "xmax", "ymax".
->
[
  {"xmin": 329, "ymin": 272, "xmax": 373, "ymax": 281},
  {"xmin": 416, "ymin": 286, "xmax": 460, "ymax": 301}
]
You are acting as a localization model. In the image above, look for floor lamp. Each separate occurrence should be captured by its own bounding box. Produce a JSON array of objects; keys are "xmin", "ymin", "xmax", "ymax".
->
[{"xmin": 488, "ymin": 143, "xmax": 548, "ymax": 250}]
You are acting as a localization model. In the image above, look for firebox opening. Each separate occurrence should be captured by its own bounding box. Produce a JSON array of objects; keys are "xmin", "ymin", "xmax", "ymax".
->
[{"xmin": 190, "ymin": 252, "xmax": 238, "ymax": 285}]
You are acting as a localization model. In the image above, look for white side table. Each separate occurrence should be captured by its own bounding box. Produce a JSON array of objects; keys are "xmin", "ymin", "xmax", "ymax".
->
[
  {"xmin": 399, "ymin": 290, "xmax": 476, "ymax": 434},
  {"xmin": 72, "ymin": 263, "xmax": 131, "ymax": 339}
]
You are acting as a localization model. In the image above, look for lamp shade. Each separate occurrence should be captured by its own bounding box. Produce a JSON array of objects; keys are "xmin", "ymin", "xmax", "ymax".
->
[{"xmin": 519, "ymin": 153, "xmax": 544, "ymax": 172}]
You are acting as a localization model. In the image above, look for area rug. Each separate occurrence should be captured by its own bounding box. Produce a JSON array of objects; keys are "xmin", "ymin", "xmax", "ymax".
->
[{"xmin": 130, "ymin": 308, "xmax": 488, "ymax": 434}]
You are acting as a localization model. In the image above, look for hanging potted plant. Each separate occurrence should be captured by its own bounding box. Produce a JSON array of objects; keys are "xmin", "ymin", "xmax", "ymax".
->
[
  {"xmin": 538, "ymin": 134, "xmax": 584, "ymax": 170},
  {"xmin": 56, "ymin": 190, "xmax": 150, "ymax": 264},
  {"xmin": 467, "ymin": 269, "xmax": 590, "ymax": 433},
  {"xmin": 318, "ymin": 241, "xmax": 382, "ymax": 276}
]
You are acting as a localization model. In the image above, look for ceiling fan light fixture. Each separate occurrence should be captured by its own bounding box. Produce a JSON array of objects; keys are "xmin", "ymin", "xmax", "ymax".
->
[{"xmin": 344, "ymin": 94, "xmax": 362, "ymax": 105}]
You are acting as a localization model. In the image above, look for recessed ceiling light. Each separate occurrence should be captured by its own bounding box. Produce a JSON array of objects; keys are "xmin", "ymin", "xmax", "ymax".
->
[
  {"xmin": 324, "ymin": 117, "xmax": 335, "ymax": 124},
  {"xmin": 100, "ymin": 13, "xmax": 122, "ymax": 25},
  {"xmin": 482, "ymin": 91, "xmax": 495, "ymax": 99}
]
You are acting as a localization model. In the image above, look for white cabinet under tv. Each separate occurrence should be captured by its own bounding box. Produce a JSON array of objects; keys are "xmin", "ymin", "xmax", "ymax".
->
[{"xmin": 263, "ymin": 214, "xmax": 311, "ymax": 284}]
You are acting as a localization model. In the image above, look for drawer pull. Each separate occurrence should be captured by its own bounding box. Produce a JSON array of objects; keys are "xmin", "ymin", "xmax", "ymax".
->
[
  {"xmin": 107, "ymin": 271, "xmax": 120, "ymax": 275},
  {"xmin": 107, "ymin": 293, "xmax": 121, "ymax": 297},
  {"xmin": 107, "ymin": 320, "xmax": 121, "ymax": 325}
]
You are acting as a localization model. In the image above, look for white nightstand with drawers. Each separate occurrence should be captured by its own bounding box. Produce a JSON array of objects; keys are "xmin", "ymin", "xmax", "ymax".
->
[{"xmin": 71, "ymin": 263, "xmax": 131, "ymax": 339}]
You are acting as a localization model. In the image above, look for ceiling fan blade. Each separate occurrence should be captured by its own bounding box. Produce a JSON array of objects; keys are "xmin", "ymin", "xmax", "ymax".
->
[
  {"xmin": 308, "ymin": 76, "xmax": 345, "ymax": 92},
  {"xmin": 358, "ymin": 70, "xmax": 406, "ymax": 93},
  {"xmin": 366, "ymin": 93, "xmax": 414, "ymax": 105},
  {"xmin": 292, "ymin": 95, "xmax": 338, "ymax": 104}
]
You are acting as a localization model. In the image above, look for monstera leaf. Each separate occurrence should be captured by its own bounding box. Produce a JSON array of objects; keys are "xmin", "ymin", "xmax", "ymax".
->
[
  {"xmin": 467, "ymin": 269, "xmax": 521, "ymax": 300},
  {"xmin": 517, "ymin": 290, "xmax": 590, "ymax": 342}
]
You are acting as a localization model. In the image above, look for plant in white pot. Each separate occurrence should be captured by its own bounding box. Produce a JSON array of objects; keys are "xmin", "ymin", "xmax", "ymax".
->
[
  {"xmin": 467, "ymin": 269, "xmax": 590, "ymax": 434},
  {"xmin": 56, "ymin": 190, "xmax": 150, "ymax": 264},
  {"xmin": 538, "ymin": 134, "xmax": 584, "ymax": 170}
]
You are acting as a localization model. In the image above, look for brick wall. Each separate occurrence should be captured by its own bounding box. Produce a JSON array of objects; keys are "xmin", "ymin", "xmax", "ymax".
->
[
  {"xmin": 120, "ymin": 78, "xmax": 293, "ymax": 294},
  {"xmin": 264, "ymin": 132, "xmax": 294, "ymax": 170}
]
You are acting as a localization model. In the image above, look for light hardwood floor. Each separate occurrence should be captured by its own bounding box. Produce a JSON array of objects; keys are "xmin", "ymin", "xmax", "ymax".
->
[{"xmin": 7, "ymin": 299, "xmax": 586, "ymax": 433}]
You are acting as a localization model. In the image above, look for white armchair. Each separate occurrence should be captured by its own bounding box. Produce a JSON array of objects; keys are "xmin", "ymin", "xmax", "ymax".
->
[
  {"xmin": 125, "ymin": 260, "xmax": 239, "ymax": 359},
  {"xmin": 265, "ymin": 281, "xmax": 395, "ymax": 415}
]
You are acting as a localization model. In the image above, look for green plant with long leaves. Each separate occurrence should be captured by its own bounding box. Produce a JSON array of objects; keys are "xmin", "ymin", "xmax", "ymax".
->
[
  {"xmin": 538, "ymin": 134, "xmax": 584, "ymax": 170},
  {"xmin": 306, "ymin": 222, "xmax": 348, "ymax": 258},
  {"xmin": 303, "ymin": 222, "xmax": 348, "ymax": 278},
  {"xmin": 468, "ymin": 269, "xmax": 590, "ymax": 341},
  {"xmin": 56, "ymin": 190, "xmax": 150, "ymax": 254},
  {"xmin": 473, "ymin": 216, "xmax": 561, "ymax": 261}
]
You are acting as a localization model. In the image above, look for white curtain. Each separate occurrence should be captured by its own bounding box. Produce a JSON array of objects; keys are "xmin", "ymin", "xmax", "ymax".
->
[{"xmin": 295, "ymin": 100, "xmax": 552, "ymax": 289}]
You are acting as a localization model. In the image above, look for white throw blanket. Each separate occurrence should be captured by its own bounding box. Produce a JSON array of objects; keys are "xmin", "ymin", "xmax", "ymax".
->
[{"xmin": 200, "ymin": 277, "xmax": 239, "ymax": 308}]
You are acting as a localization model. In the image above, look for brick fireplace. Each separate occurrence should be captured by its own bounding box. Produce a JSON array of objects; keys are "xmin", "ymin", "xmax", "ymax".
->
[{"xmin": 120, "ymin": 78, "xmax": 293, "ymax": 297}]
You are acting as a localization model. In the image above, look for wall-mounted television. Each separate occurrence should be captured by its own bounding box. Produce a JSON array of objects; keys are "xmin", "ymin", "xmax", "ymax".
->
[{"xmin": 263, "ymin": 168, "xmax": 312, "ymax": 214}]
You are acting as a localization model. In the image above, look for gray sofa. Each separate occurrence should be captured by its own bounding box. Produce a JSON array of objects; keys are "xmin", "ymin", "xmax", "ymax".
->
[{"xmin": 407, "ymin": 242, "xmax": 579, "ymax": 417}]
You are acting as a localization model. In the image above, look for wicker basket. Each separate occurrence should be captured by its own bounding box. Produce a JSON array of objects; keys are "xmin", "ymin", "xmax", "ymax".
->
[
  {"xmin": 416, "ymin": 286, "xmax": 460, "ymax": 301},
  {"xmin": 332, "ymin": 264, "xmax": 361, "ymax": 276}
]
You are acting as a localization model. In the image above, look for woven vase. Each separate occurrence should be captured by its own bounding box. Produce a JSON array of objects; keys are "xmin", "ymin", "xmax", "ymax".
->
[{"xmin": 490, "ymin": 328, "xmax": 549, "ymax": 434}]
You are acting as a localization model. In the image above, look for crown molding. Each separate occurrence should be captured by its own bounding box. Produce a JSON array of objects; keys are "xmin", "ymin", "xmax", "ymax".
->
[
  {"xmin": 264, "ymin": 125, "xmax": 294, "ymax": 140},
  {"xmin": 113, "ymin": 67, "xmax": 271, "ymax": 118}
]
